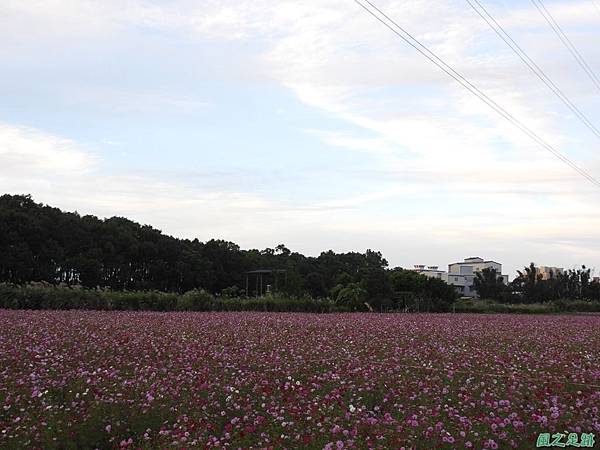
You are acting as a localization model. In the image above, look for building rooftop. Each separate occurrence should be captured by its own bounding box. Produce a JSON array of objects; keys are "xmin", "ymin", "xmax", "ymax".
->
[
  {"xmin": 412, "ymin": 264, "xmax": 445, "ymax": 272},
  {"xmin": 449, "ymin": 259, "xmax": 501, "ymax": 266},
  {"xmin": 245, "ymin": 269, "xmax": 287, "ymax": 274}
]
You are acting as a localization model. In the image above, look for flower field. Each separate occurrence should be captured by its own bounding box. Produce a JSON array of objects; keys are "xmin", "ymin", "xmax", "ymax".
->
[{"xmin": 1, "ymin": 311, "xmax": 599, "ymax": 449}]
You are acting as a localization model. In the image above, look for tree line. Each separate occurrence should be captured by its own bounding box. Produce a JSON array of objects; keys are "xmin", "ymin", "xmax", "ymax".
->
[
  {"xmin": 0, "ymin": 195, "xmax": 457, "ymax": 311},
  {"xmin": 473, "ymin": 264, "xmax": 600, "ymax": 303}
]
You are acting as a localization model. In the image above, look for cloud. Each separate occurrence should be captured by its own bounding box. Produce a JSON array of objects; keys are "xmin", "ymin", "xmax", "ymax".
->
[
  {"xmin": 1, "ymin": 0, "xmax": 599, "ymax": 276},
  {"xmin": 258, "ymin": 0, "xmax": 599, "ymax": 195},
  {"xmin": 1, "ymin": 120, "xmax": 598, "ymax": 277},
  {"xmin": 0, "ymin": 124, "xmax": 96, "ymax": 174},
  {"xmin": 0, "ymin": 123, "xmax": 332, "ymax": 248}
]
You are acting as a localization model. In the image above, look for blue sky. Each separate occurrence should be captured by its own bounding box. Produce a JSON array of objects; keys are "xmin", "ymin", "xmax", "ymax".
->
[{"xmin": 1, "ymin": 0, "xmax": 599, "ymax": 277}]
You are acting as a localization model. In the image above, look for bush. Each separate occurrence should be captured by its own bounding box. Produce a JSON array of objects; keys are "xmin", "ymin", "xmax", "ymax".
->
[
  {"xmin": 210, "ymin": 294, "xmax": 347, "ymax": 313},
  {"xmin": 0, "ymin": 283, "xmax": 106, "ymax": 310},
  {"xmin": 453, "ymin": 298, "xmax": 600, "ymax": 314},
  {"xmin": 0, "ymin": 284, "xmax": 348, "ymax": 313},
  {"xmin": 176, "ymin": 290, "xmax": 213, "ymax": 311},
  {"xmin": 453, "ymin": 298, "xmax": 554, "ymax": 314},
  {"xmin": 552, "ymin": 299, "xmax": 600, "ymax": 313},
  {"xmin": 6, "ymin": 284, "xmax": 597, "ymax": 314}
]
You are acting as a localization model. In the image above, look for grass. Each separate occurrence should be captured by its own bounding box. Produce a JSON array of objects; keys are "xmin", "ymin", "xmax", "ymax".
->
[
  {"xmin": 2, "ymin": 283, "xmax": 600, "ymax": 314},
  {"xmin": 454, "ymin": 298, "xmax": 600, "ymax": 314},
  {"xmin": 0, "ymin": 283, "xmax": 349, "ymax": 313}
]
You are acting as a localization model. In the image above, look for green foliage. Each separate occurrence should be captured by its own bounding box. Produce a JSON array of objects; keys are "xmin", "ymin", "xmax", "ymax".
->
[
  {"xmin": 388, "ymin": 268, "xmax": 457, "ymax": 312},
  {"xmin": 6, "ymin": 195, "xmax": 599, "ymax": 313},
  {"xmin": 454, "ymin": 298, "xmax": 558, "ymax": 314},
  {"xmin": 0, "ymin": 283, "xmax": 107, "ymax": 310},
  {"xmin": 552, "ymin": 298, "xmax": 600, "ymax": 313},
  {"xmin": 454, "ymin": 298, "xmax": 600, "ymax": 314},
  {"xmin": 472, "ymin": 268, "xmax": 506, "ymax": 301},
  {"xmin": 176, "ymin": 289, "xmax": 213, "ymax": 311},
  {"xmin": 0, "ymin": 284, "xmax": 348, "ymax": 313},
  {"xmin": 511, "ymin": 263, "xmax": 599, "ymax": 303},
  {"xmin": 221, "ymin": 285, "xmax": 241, "ymax": 298},
  {"xmin": 335, "ymin": 282, "xmax": 368, "ymax": 310},
  {"xmin": 3, "ymin": 284, "xmax": 598, "ymax": 315},
  {"xmin": 0, "ymin": 195, "xmax": 460, "ymax": 311}
]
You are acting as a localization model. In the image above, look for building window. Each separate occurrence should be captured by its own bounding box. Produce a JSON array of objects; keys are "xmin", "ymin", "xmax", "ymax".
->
[{"xmin": 460, "ymin": 265, "xmax": 473, "ymax": 275}]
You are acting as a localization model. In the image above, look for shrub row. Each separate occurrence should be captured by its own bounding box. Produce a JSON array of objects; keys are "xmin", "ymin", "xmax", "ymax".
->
[
  {"xmin": 454, "ymin": 298, "xmax": 600, "ymax": 314},
  {"xmin": 3, "ymin": 284, "xmax": 600, "ymax": 314},
  {"xmin": 0, "ymin": 284, "xmax": 349, "ymax": 313}
]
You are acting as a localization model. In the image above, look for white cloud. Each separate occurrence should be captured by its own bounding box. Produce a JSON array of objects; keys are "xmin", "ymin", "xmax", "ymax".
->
[
  {"xmin": 0, "ymin": 124, "xmax": 96, "ymax": 174},
  {"xmin": 0, "ymin": 124, "xmax": 331, "ymax": 248},
  {"xmin": 255, "ymin": 0, "xmax": 600, "ymax": 206},
  {"xmin": 1, "ymin": 120, "xmax": 598, "ymax": 276}
]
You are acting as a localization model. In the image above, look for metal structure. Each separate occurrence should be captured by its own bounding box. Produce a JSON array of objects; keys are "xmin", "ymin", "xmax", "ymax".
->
[{"xmin": 245, "ymin": 269, "xmax": 286, "ymax": 297}]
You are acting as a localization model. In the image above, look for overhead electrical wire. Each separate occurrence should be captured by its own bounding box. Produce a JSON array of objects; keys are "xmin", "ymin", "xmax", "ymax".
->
[
  {"xmin": 531, "ymin": 0, "xmax": 600, "ymax": 93},
  {"xmin": 353, "ymin": 0, "xmax": 600, "ymax": 189},
  {"xmin": 465, "ymin": 0, "xmax": 600, "ymax": 140}
]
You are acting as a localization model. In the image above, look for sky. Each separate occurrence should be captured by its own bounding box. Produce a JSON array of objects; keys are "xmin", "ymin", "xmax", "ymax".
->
[{"xmin": 1, "ymin": 0, "xmax": 599, "ymax": 278}]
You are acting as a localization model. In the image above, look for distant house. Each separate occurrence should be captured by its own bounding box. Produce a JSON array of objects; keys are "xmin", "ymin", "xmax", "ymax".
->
[
  {"xmin": 411, "ymin": 264, "xmax": 447, "ymax": 281},
  {"xmin": 537, "ymin": 266, "xmax": 564, "ymax": 280},
  {"xmin": 447, "ymin": 257, "xmax": 508, "ymax": 298}
]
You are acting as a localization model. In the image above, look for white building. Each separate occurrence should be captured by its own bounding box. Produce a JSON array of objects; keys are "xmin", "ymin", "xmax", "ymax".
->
[
  {"xmin": 447, "ymin": 257, "xmax": 508, "ymax": 298},
  {"xmin": 411, "ymin": 265, "xmax": 447, "ymax": 281},
  {"xmin": 537, "ymin": 266, "xmax": 564, "ymax": 280}
]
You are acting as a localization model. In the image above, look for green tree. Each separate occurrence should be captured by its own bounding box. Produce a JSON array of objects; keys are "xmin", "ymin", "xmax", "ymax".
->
[
  {"xmin": 512, "ymin": 263, "xmax": 544, "ymax": 303},
  {"xmin": 335, "ymin": 282, "xmax": 367, "ymax": 311},
  {"xmin": 473, "ymin": 268, "xmax": 506, "ymax": 301}
]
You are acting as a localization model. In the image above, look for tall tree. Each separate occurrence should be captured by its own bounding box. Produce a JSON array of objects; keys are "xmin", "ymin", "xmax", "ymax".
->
[{"xmin": 473, "ymin": 268, "xmax": 506, "ymax": 301}]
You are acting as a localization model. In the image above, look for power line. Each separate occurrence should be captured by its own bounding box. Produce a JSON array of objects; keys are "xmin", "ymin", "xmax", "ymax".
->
[
  {"xmin": 465, "ymin": 0, "xmax": 600, "ymax": 140},
  {"xmin": 531, "ymin": 0, "xmax": 600, "ymax": 93},
  {"xmin": 353, "ymin": 0, "xmax": 600, "ymax": 188}
]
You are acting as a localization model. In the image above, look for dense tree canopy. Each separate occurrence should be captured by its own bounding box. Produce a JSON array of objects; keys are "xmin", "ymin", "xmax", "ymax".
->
[
  {"xmin": 473, "ymin": 268, "xmax": 506, "ymax": 301},
  {"xmin": 472, "ymin": 262, "xmax": 600, "ymax": 303},
  {"xmin": 510, "ymin": 263, "xmax": 599, "ymax": 303},
  {"xmin": 0, "ymin": 195, "xmax": 457, "ymax": 311}
]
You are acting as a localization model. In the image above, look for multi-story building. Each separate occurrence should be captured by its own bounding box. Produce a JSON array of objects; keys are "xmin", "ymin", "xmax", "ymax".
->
[
  {"xmin": 447, "ymin": 257, "xmax": 508, "ymax": 298},
  {"xmin": 537, "ymin": 266, "xmax": 564, "ymax": 280},
  {"xmin": 411, "ymin": 265, "xmax": 447, "ymax": 281}
]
